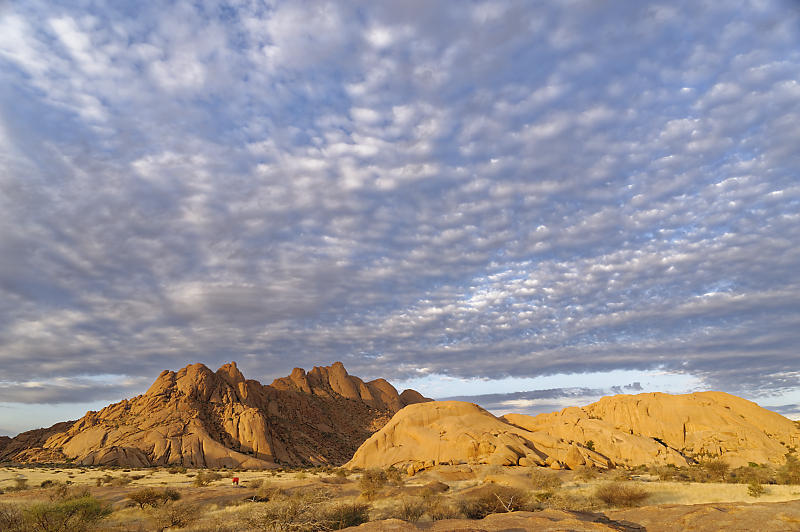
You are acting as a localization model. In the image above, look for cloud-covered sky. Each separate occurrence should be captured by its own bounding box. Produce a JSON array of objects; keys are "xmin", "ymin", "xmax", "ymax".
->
[{"xmin": 1, "ymin": 0, "xmax": 799, "ymax": 435}]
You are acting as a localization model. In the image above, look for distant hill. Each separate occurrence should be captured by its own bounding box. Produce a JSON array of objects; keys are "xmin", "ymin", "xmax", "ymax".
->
[
  {"xmin": 0, "ymin": 361, "xmax": 429, "ymax": 468},
  {"xmin": 347, "ymin": 392, "xmax": 800, "ymax": 471}
]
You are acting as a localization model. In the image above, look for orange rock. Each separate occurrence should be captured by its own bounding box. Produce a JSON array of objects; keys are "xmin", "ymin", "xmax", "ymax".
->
[{"xmin": 0, "ymin": 362, "xmax": 430, "ymax": 468}]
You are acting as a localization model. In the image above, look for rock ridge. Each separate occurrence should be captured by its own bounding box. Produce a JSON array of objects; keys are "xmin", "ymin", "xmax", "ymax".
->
[
  {"xmin": 347, "ymin": 391, "xmax": 800, "ymax": 472},
  {"xmin": 0, "ymin": 361, "xmax": 429, "ymax": 468}
]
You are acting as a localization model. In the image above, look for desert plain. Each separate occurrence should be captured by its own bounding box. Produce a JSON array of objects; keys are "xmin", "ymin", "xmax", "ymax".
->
[{"xmin": 2, "ymin": 460, "xmax": 800, "ymax": 531}]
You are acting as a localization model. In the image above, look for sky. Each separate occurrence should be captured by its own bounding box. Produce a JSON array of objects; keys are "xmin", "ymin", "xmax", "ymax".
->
[{"xmin": 0, "ymin": 0, "xmax": 799, "ymax": 437}]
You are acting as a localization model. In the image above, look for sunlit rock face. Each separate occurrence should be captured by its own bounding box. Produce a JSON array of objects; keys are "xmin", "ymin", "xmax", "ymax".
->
[
  {"xmin": 0, "ymin": 361, "xmax": 429, "ymax": 468},
  {"xmin": 347, "ymin": 392, "xmax": 800, "ymax": 472}
]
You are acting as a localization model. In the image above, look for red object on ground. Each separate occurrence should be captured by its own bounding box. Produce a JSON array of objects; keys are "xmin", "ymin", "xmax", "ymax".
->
[{"xmin": 232, "ymin": 477, "xmax": 239, "ymax": 485}]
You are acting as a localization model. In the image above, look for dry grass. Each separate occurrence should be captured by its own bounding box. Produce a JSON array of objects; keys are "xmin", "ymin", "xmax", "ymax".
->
[{"xmin": 3, "ymin": 463, "xmax": 800, "ymax": 530}]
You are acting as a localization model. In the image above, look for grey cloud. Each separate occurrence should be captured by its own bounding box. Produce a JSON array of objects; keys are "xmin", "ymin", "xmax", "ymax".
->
[
  {"xmin": 0, "ymin": 0, "xmax": 798, "ymax": 432},
  {"xmin": 441, "ymin": 387, "xmax": 604, "ymax": 413},
  {"xmin": 0, "ymin": 377, "xmax": 150, "ymax": 404}
]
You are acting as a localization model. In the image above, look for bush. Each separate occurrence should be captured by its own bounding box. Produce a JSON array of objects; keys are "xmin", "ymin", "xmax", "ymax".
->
[
  {"xmin": 545, "ymin": 491, "xmax": 602, "ymax": 512},
  {"xmin": 128, "ymin": 487, "xmax": 181, "ymax": 509},
  {"xmin": 385, "ymin": 467, "xmax": 404, "ymax": 485},
  {"xmin": 147, "ymin": 502, "xmax": 199, "ymax": 531},
  {"xmin": 25, "ymin": 496, "xmax": 111, "ymax": 531},
  {"xmin": 250, "ymin": 483, "xmax": 287, "ymax": 502},
  {"xmin": 359, "ymin": 469, "xmax": 388, "ymax": 500},
  {"xmin": 325, "ymin": 502, "xmax": 370, "ymax": 529},
  {"xmin": 168, "ymin": 466, "xmax": 187, "ymax": 474},
  {"xmin": 530, "ymin": 468, "xmax": 562, "ymax": 490},
  {"xmin": 424, "ymin": 494, "xmax": 458, "ymax": 521},
  {"xmin": 778, "ymin": 454, "xmax": 800, "ymax": 485},
  {"xmin": 729, "ymin": 463, "xmax": 776, "ymax": 485},
  {"xmin": 194, "ymin": 470, "xmax": 223, "ymax": 487},
  {"xmin": 246, "ymin": 488, "xmax": 364, "ymax": 531},
  {"xmin": 574, "ymin": 465, "xmax": 600, "ymax": 481},
  {"xmin": 396, "ymin": 498, "xmax": 425, "ymax": 522},
  {"xmin": 458, "ymin": 486, "xmax": 536, "ymax": 519},
  {"xmin": 595, "ymin": 482, "xmax": 650, "ymax": 507},
  {"xmin": 747, "ymin": 482, "xmax": 767, "ymax": 498},
  {"xmin": 48, "ymin": 484, "xmax": 90, "ymax": 502},
  {"xmin": 701, "ymin": 459, "xmax": 730, "ymax": 482},
  {"xmin": 0, "ymin": 503, "xmax": 25, "ymax": 531}
]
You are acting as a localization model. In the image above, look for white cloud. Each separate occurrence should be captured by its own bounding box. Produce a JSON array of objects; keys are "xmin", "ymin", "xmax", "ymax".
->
[{"xmin": 0, "ymin": 0, "xmax": 799, "ymax": 434}]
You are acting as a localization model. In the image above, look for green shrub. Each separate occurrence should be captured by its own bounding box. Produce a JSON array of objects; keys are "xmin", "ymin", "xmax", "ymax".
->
[
  {"xmin": 585, "ymin": 440, "xmax": 595, "ymax": 451},
  {"xmin": 595, "ymin": 482, "xmax": 650, "ymax": 507}
]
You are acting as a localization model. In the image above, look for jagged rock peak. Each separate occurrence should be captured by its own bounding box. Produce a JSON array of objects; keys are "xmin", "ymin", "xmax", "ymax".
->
[{"xmin": 0, "ymin": 361, "xmax": 430, "ymax": 469}]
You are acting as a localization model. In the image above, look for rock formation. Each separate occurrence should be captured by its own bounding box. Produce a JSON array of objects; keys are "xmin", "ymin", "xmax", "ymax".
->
[
  {"xmin": 346, "ymin": 401, "xmax": 616, "ymax": 473},
  {"xmin": 0, "ymin": 362, "xmax": 429, "ymax": 468},
  {"xmin": 347, "ymin": 392, "xmax": 800, "ymax": 471}
]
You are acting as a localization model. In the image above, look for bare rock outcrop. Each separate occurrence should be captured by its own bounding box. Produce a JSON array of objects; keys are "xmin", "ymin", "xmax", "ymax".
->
[
  {"xmin": 582, "ymin": 391, "xmax": 800, "ymax": 466},
  {"xmin": 345, "ymin": 401, "xmax": 609, "ymax": 472},
  {"xmin": 348, "ymin": 392, "xmax": 800, "ymax": 471},
  {"xmin": 0, "ymin": 362, "xmax": 429, "ymax": 468}
]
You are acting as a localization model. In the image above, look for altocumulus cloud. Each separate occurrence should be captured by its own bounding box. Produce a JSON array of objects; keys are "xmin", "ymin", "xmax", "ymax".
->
[{"xmin": 0, "ymin": 1, "xmax": 799, "ymax": 418}]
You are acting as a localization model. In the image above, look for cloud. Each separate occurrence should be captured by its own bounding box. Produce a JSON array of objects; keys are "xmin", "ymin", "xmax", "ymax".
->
[
  {"xmin": 0, "ymin": 376, "xmax": 150, "ymax": 404},
  {"xmin": 0, "ymin": 0, "xmax": 798, "ymax": 430}
]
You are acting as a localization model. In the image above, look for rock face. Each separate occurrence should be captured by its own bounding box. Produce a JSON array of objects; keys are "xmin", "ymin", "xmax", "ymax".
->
[
  {"xmin": 348, "ymin": 392, "xmax": 800, "ymax": 471},
  {"xmin": 346, "ymin": 401, "xmax": 613, "ymax": 472},
  {"xmin": 0, "ymin": 362, "xmax": 429, "ymax": 468}
]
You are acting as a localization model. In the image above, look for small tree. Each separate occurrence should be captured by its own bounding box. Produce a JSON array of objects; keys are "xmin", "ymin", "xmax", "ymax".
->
[
  {"xmin": 701, "ymin": 458, "xmax": 730, "ymax": 482},
  {"xmin": 128, "ymin": 487, "xmax": 181, "ymax": 509}
]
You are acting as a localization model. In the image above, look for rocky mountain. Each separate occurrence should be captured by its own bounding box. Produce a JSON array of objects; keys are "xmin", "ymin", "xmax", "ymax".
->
[
  {"xmin": 347, "ymin": 392, "xmax": 800, "ymax": 471},
  {"xmin": 0, "ymin": 362, "xmax": 429, "ymax": 468},
  {"xmin": 508, "ymin": 391, "xmax": 800, "ymax": 467}
]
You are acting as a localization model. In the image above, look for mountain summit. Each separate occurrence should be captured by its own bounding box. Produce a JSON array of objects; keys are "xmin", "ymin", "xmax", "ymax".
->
[{"xmin": 0, "ymin": 362, "xmax": 429, "ymax": 468}]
